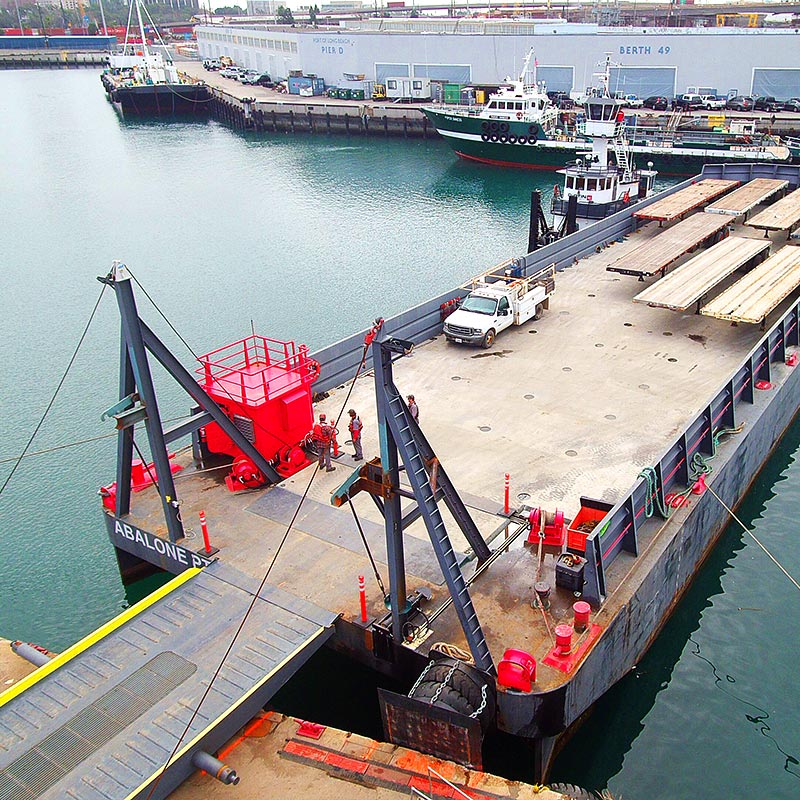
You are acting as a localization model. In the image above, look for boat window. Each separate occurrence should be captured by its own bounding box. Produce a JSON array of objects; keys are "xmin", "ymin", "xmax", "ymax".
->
[
  {"xmin": 516, "ymin": 102, "xmax": 523, "ymax": 110},
  {"xmin": 566, "ymin": 176, "xmax": 575, "ymax": 189},
  {"xmin": 486, "ymin": 101, "xmax": 496, "ymax": 109}
]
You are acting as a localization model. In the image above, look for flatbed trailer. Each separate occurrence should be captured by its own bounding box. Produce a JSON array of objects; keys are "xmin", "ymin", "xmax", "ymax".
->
[
  {"xmin": 632, "ymin": 178, "xmax": 739, "ymax": 222},
  {"xmin": 607, "ymin": 211, "xmax": 731, "ymax": 279},
  {"xmin": 632, "ymin": 235, "xmax": 771, "ymax": 312},
  {"xmin": 705, "ymin": 177, "xmax": 789, "ymax": 219}
]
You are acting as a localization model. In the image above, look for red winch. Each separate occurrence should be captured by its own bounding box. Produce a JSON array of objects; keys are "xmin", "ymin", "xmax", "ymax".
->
[
  {"xmin": 196, "ymin": 334, "xmax": 320, "ymax": 491},
  {"xmin": 527, "ymin": 507, "xmax": 566, "ymax": 548}
]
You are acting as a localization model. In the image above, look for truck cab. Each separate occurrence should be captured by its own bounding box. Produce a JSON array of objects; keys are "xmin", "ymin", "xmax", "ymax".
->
[{"xmin": 443, "ymin": 263, "xmax": 555, "ymax": 348}]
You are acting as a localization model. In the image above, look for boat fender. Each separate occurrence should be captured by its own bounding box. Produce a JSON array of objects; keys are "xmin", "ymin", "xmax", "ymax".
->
[
  {"xmin": 499, "ymin": 134, "xmax": 508, "ymax": 144},
  {"xmin": 490, "ymin": 133, "xmax": 499, "ymax": 143},
  {"xmin": 528, "ymin": 122, "xmax": 539, "ymax": 135},
  {"xmin": 499, "ymin": 121, "xmax": 510, "ymax": 133},
  {"xmin": 508, "ymin": 134, "xmax": 517, "ymax": 144},
  {"xmin": 481, "ymin": 133, "xmax": 490, "ymax": 142},
  {"xmin": 490, "ymin": 121, "xmax": 499, "ymax": 132},
  {"xmin": 518, "ymin": 136, "xmax": 527, "ymax": 145},
  {"xmin": 481, "ymin": 120, "xmax": 490, "ymax": 132},
  {"xmin": 516, "ymin": 111, "xmax": 523, "ymax": 120}
]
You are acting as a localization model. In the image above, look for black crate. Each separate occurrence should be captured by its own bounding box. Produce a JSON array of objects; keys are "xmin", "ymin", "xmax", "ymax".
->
[{"xmin": 555, "ymin": 553, "xmax": 586, "ymax": 593}]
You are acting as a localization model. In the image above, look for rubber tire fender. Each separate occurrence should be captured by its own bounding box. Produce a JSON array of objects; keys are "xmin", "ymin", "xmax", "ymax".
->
[
  {"xmin": 489, "ymin": 121, "xmax": 499, "ymax": 132},
  {"xmin": 481, "ymin": 120, "xmax": 490, "ymax": 131},
  {"xmin": 481, "ymin": 133, "xmax": 490, "ymax": 142},
  {"xmin": 518, "ymin": 135, "xmax": 527, "ymax": 145},
  {"xmin": 410, "ymin": 681, "xmax": 475, "ymax": 716},
  {"xmin": 416, "ymin": 663, "xmax": 484, "ymax": 709},
  {"xmin": 499, "ymin": 121, "xmax": 510, "ymax": 133},
  {"xmin": 507, "ymin": 134, "xmax": 517, "ymax": 144},
  {"xmin": 528, "ymin": 122, "xmax": 540, "ymax": 135}
]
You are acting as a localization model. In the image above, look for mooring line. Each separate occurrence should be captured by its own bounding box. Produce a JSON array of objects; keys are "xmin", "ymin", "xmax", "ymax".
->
[{"xmin": 705, "ymin": 484, "xmax": 800, "ymax": 593}]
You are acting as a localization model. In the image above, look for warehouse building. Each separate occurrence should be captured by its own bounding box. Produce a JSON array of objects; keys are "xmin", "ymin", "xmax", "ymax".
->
[{"xmin": 195, "ymin": 20, "xmax": 800, "ymax": 99}]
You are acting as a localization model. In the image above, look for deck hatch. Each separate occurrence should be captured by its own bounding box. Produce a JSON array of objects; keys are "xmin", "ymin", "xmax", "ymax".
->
[{"xmin": 0, "ymin": 651, "xmax": 195, "ymax": 798}]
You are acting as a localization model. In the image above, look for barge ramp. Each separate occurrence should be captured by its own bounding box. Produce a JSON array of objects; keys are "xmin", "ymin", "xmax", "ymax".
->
[{"xmin": 0, "ymin": 563, "xmax": 336, "ymax": 800}]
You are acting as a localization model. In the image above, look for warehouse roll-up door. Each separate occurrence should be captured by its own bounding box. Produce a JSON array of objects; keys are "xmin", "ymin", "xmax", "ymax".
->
[
  {"xmin": 609, "ymin": 67, "xmax": 676, "ymax": 99},
  {"xmin": 537, "ymin": 66, "xmax": 574, "ymax": 93},
  {"xmin": 376, "ymin": 63, "xmax": 409, "ymax": 83},
  {"xmin": 413, "ymin": 63, "xmax": 471, "ymax": 84},
  {"xmin": 752, "ymin": 68, "xmax": 800, "ymax": 99}
]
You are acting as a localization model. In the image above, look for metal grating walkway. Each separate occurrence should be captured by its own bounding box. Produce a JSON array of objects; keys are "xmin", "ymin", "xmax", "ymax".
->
[{"xmin": 0, "ymin": 564, "xmax": 337, "ymax": 799}]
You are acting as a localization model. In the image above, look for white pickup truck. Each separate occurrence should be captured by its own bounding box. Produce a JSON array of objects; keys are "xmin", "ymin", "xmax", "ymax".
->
[
  {"xmin": 701, "ymin": 94, "xmax": 726, "ymax": 110},
  {"xmin": 443, "ymin": 263, "xmax": 556, "ymax": 348}
]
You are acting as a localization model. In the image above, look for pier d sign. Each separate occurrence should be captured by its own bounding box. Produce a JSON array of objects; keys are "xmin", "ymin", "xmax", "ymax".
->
[{"xmin": 104, "ymin": 515, "xmax": 215, "ymax": 574}]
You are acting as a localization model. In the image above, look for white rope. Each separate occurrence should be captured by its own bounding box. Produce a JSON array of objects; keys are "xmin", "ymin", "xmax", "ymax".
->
[{"xmin": 705, "ymin": 484, "xmax": 800, "ymax": 593}]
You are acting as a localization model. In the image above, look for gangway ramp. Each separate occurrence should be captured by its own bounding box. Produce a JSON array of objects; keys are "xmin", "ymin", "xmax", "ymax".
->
[
  {"xmin": 700, "ymin": 245, "xmax": 800, "ymax": 324},
  {"xmin": 607, "ymin": 212, "xmax": 731, "ymax": 280},
  {"xmin": 0, "ymin": 564, "xmax": 336, "ymax": 800},
  {"xmin": 746, "ymin": 188, "xmax": 800, "ymax": 238},
  {"xmin": 705, "ymin": 177, "xmax": 789, "ymax": 219},
  {"xmin": 633, "ymin": 178, "xmax": 739, "ymax": 223},
  {"xmin": 632, "ymin": 236, "xmax": 771, "ymax": 312}
]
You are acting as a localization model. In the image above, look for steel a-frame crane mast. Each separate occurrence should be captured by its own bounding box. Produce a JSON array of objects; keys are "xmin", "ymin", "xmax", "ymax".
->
[
  {"xmin": 334, "ymin": 321, "xmax": 495, "ymax": 674},
  {"xmin": 99, "ymin": 262, "xmax": 281, "ymax": 544}
]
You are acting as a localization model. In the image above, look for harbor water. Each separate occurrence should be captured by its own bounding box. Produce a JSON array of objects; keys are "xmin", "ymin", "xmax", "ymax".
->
[{"xmin": 1, "ymin": 69, "xmax": 798, "ymax": 799}]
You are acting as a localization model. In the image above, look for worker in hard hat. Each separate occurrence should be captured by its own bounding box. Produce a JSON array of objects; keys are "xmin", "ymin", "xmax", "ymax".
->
[{"xmin": 312, "ymin": 413, "xmax": 335, "ymax": 472}]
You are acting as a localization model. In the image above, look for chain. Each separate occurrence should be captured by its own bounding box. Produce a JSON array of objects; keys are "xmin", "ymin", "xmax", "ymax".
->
[
  {"xmin": 428, "ymin": 662, "xmax": 459, "ymax": 706},
  {"xmin": 407, "ymin": 660, "xmax": 435, "ymax": 699},
  {"xmin": 469, "ymin": 684, "xmax": 488, "ymax": 719}
]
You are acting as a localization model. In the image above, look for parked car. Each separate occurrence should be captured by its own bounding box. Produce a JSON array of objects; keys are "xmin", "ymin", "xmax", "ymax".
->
[
  {"xmin": 239, "ymin": 70, "xmax": 260, "ymax": 84},
  {"xmin": 622, "ymin": 94, "xmax": 643, "ymax": 108},
  {"xmin": 219, "ymin": 67, "xmax": 242, "ymax": 79},
  {"xmin": 673, "ymin": 94, "xmax": 705, "ymax": 111},
  {"xmin": 726, "ymin": 95, "xmax": 754, "ymax": 111},
  {"xmin": 642, "ymin": 95, "xmax": 670, "ymax": 111},
  {"xmin": 241, "ymin": 71, "xmax": 273, "ymax": 87},
  {"xmin": 701, "ymin": 95, "xmax": 726, "ymax": 110},
  {"xmin": 754, "ymin": 95, "xmax": 780, "ymax": 112},
  {"xmin": 202, "ymin": 58, "xmax": 221, "ymax": 71},
  {"xmin": 783, "ymin": 98, "xmax": 800, "ymax": 112}
]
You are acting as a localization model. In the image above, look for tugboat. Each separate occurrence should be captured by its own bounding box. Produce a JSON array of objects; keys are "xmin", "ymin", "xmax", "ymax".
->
[
  {"xmin": 421, "ymin": 49, "xmax": 559, "ymax": 162},
  {"xmin": 551, "ymin": 72, "xmax": 658, "ymax": 233},
  {"xmin": 100, "ymin": 0, "xmax": 209, "ymax": 117}
]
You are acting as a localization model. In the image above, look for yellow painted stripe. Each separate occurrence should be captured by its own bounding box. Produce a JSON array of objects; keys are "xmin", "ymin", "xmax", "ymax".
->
[
  {"xmin": 122, "ymin": 624, "xmax": 330, "ymax": 800},
  {"xmin": 0, "ymin": 568, "xmax": 202, "ymax": 708}
]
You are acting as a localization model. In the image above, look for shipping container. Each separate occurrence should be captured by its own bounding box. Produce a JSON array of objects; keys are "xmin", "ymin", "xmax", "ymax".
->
[{"xmin": 288, "ymin": 75, "xmax": 325, "ymax": 96}]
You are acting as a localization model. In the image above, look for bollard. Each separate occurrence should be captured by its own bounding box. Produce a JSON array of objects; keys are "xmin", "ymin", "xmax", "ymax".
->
[
  {"xmin": 555, "ymin": 624, "xmax": 573, "ymax": 655},
  {"xmin": 573, "ymin": 600, "xmax": 591, "ymax": 632},
  {"xmin": 199, "ymin": 510, "xmax": 212, "ymax": 554},
  {"xmin": 358, "ymin": 575, "xmax": 367, "ymax": 623},
  {"xmin": 504, "ymin": 473, "xmax": 510, "ymax": 514}
]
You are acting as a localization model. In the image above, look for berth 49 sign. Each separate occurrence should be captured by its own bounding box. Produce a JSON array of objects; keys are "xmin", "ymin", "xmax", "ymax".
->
[{"xmin": 105, "ymin": 515, "xmax": 215, "ymax": 573}]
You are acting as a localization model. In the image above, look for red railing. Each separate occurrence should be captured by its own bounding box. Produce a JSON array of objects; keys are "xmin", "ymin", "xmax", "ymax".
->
[{"xmin": 196, "ymin": 335, "xmax": 315, "ymax": 404}]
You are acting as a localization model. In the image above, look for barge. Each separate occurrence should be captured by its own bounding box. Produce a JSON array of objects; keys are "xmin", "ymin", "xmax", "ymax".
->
[
  {"xmin": 4, "ymin": 163, "xmax": 800, "ymax": 798},
  {"xmin": 99, "ymin": 0, "xmax": 209, "ymax": 117}
]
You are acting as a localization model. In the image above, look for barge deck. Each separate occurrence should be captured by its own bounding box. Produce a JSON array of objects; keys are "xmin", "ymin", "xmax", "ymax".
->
[{"xmin": 5, "ymin": 163, "xmax": 800, "ymax": 795}]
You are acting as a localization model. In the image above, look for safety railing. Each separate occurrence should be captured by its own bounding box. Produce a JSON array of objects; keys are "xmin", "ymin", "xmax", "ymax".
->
[
  {"xmin": 581, "ymin": 299, "xmax": 800, "ymax": 605},
  {"xmin": 196, "ymin": 335, "xmax": 313, "ymax": 403}
]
